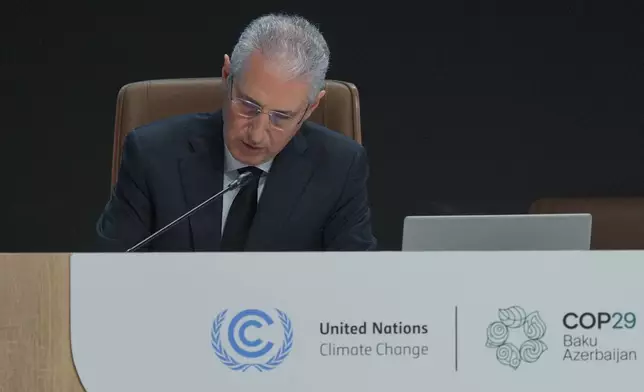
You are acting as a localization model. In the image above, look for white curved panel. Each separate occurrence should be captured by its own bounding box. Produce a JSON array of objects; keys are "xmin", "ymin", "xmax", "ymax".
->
[{"xmin": 70, "ymin": 251, "xmax": 644, "ymax": 391}]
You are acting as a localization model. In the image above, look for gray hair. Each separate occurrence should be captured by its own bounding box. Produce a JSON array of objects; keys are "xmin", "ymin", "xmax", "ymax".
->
[{"xmin": 230, "ymin": 14, "xmax": 330, "ymax": 102}]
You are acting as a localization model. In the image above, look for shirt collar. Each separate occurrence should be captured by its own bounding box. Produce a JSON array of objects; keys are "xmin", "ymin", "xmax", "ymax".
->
[{"xmin": 223, "ymin": 142, "xmax": 273, "ymax": 174}]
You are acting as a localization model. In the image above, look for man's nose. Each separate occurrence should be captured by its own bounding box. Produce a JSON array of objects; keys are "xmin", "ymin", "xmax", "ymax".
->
[{"xmin": 248, "ymin": 113, "xmax": 269, "ymax": 143}]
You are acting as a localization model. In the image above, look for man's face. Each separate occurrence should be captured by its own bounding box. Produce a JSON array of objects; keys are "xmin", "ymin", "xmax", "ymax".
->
[{"xmin": 221, "ymin": 52, "xmax": 323, "ymax": 166}]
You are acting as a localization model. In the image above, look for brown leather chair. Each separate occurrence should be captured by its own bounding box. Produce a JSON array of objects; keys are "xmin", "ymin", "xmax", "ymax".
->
[
  {"xmin": 111, "ymin": 77, "xmax": 362, "ymax": 185},
  {"xmin": 529, "ymin": 197, "xmax": 644, "ymax": 249}
]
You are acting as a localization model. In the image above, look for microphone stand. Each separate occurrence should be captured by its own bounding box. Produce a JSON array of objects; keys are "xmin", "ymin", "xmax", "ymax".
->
[{"xmin": 126, "ymin": 171, "xmax": 253, "ymax": 252}]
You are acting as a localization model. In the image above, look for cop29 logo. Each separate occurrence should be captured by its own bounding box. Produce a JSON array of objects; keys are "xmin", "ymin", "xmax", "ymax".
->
[
  {"xmin": 211, "ymin": 308, "xmax": 293, "ymax": 372},
  {"xmin": 485, "ymin": 306, "xmax": 548, "ymax": 370}
]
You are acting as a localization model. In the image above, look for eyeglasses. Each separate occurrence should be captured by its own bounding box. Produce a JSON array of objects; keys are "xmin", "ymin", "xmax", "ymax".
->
[{"xmin": 227, "ymin": 76, "xmax": 308, "ymax": 131}]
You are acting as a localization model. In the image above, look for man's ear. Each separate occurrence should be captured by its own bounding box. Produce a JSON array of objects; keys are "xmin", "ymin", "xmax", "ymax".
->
[
  {"xmin": 221, "ymin": 54, "xmax": 231, "ymax": 80},
  {"xmin": 303, "ymin": 90, "xmax": 326, "ymax": 121}
]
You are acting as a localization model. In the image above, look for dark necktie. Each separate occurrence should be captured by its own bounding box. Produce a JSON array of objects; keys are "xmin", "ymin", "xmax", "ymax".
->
[{"xmin": 220, "ymin": 166, "xmax": 263, "ymax": 251}]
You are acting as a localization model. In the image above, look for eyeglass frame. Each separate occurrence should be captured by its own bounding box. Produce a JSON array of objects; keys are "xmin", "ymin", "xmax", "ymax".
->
[{"xmin": 226, "ymin": 75, "xmax": 311, "ymax": 131}]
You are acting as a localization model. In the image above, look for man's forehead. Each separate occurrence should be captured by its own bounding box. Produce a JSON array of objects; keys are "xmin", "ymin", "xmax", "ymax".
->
[{"xmin": 235, "ymin": 69, "xmax": 308, "ymax": 112}]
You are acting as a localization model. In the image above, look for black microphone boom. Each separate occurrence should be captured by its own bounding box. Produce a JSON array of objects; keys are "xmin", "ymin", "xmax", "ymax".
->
[{"xmin": 126, "ymin": 171, "xmax": 254, "ymax": 252}]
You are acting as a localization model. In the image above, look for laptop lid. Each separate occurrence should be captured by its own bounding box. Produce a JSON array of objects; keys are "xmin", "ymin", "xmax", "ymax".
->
[{"xmin": 401, "ymin": 213, "xmax": 592, "ymax": 251}]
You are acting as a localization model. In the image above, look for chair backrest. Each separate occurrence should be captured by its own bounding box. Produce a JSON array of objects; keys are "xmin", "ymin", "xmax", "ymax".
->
[
  {"xmin": 111, "ymin": 77, "xmax": 362, "ymax": 185},
  {"xmin": 529, "ymin": 197, "xmax": 644, "ymax": 249}
]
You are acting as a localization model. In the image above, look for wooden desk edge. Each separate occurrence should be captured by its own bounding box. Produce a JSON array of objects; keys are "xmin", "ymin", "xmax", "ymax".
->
[{"xmin": 0, "ymin": 253, "xmax": 86, "ymax": 392}]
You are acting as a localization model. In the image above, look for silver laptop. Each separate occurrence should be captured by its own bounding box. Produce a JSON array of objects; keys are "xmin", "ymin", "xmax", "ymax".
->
[{"xmin": 402, "ymin": 213, "xmax": 592, "ymax": 251}]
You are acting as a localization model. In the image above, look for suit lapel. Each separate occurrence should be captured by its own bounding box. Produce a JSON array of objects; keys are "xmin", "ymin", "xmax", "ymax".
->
[
  {"xmin": 179, "ymin": 114, "xmax": 224, "ymax": 251},
  {"xmin": 245, "ymin": 132, "xmax": 313, "ymax": 250}
]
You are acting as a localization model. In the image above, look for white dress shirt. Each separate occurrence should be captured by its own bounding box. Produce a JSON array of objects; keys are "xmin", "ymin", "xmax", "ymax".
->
[{"xmin": 221, "ymin": 144, "xmax": 273, "ymax": 233}]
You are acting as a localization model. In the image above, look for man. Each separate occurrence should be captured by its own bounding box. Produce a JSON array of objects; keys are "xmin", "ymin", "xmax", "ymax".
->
[{"xmin": 95, "ymin": 13, "xmax": 377, "ymax": 252}]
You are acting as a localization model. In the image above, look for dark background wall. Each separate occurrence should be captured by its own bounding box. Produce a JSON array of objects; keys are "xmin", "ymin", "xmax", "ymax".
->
[{"xmin": 2, "ymin": 2, "xmax": 643, "ymax": 252}]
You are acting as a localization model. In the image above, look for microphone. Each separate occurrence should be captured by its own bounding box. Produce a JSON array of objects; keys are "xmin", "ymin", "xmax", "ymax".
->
[{"xmin": 126, "ymin": 171, "xmax": 255, "ymax": 252}]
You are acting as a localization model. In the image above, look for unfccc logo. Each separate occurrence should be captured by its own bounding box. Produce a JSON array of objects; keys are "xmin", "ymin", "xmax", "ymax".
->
[{"xmin": 211, "ymin": 308, "xmax": 293, "ymax": 372}]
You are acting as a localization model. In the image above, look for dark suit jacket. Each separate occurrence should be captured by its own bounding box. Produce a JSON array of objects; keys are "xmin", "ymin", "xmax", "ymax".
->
[{"xmin": 95, "ymin": 111, "xmax": 377, "ymax": 252}]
